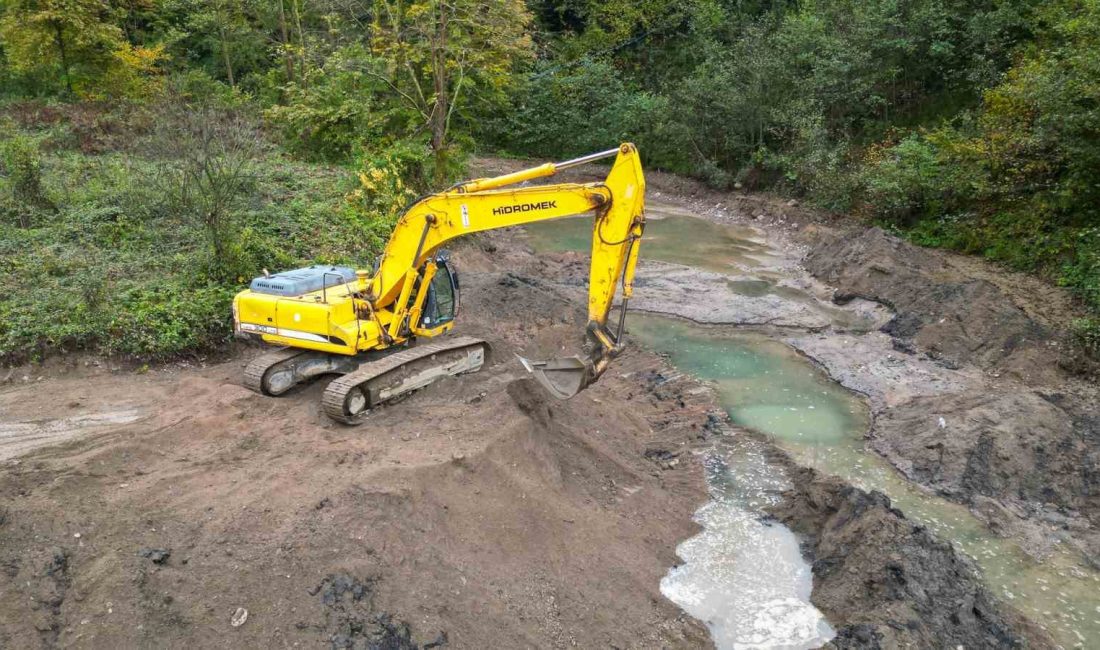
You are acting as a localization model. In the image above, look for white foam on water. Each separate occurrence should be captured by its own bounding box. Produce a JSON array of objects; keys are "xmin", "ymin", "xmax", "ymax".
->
[{"xmin": 661, "ymin": 451, "xmax": 835, "ymax": 649}]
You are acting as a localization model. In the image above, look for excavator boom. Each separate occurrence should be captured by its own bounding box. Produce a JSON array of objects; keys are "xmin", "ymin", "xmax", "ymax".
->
[
  {"xmin": 369, "ymin": 143, "xmax": 645, "ymax": 395},
  {"xmin": 233, "ymin": 144, "xmax": 646, "ymax": 422}
]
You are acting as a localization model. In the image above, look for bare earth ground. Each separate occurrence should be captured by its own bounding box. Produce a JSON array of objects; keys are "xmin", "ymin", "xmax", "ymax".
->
[
  {"xmin": 0, "ymin": 234, "xmax": 714, "ymax": 648},
  {"xmin": 1, "ymin": 156, "xmax": 1087, "ymax": 648}
]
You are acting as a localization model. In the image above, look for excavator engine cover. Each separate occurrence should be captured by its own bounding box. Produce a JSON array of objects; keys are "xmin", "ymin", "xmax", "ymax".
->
[{"xmin": 249, "ymin": 265, "xmax": 357, "ymax": 296}]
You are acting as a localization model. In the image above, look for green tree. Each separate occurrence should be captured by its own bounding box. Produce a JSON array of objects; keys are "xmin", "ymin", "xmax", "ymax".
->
[
  {"xmin": 366, "ymin": 0, "xmax": 534, "ymax": 175},
  {"xmin": 0, "ymin": 0, "xmax": 127, "ymax": 94}
]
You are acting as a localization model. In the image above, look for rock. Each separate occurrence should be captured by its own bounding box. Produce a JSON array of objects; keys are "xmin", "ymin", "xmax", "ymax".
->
[
  {"xmin": 643, "ymin": 447, "xmax": 681, "ymax": 470},
  {"xmin": 230, "ymin": 607, "xmax": 248, "ymax": 627},
  {"xmin": 139, "ymin": 548, "xmax": 171, "ymax": 564},
  {"xmin": 890, "ymin": 338, "xmax": 916, "ymax": 355},
  {"xmin": 786, "ymin": 199, "xmax": 799, "ymax": 207}
]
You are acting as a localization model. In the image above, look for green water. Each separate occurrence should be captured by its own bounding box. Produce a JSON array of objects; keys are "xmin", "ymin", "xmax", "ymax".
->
[
  {"xmin": 524, "ymin": 210, "xmax": 776, "ymax": 275},
  {"xmin": 629, "ymin": 313, "xmax": 1100, "ymax": 648}
]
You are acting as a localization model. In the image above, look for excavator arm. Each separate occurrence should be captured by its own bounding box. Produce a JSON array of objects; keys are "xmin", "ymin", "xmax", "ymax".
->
[{"xmin": 367, "ymin": 143, "xmax": 646, "ymax": 396}]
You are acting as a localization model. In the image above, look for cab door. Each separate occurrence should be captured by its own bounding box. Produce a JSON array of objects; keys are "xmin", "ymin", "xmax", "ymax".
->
[{"xmin": 419, "ymin": 257, "xmax": 458, "ymax": 329}]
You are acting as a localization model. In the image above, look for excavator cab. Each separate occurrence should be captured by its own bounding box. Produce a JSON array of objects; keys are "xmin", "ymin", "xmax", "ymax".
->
[{"xmin": 419, "ymin": 256, "xmax": 459, "ymax": 328}]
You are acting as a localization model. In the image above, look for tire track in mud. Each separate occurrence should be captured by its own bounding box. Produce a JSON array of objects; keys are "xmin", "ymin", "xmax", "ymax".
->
[{"xmin": 0, "ymin": 409, "xmax": 145, "ymax": 462}]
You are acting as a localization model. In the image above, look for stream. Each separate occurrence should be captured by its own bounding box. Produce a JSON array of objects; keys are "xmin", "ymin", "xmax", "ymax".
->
[{"xmin": 526, "ymin": 205, "xmax": 1100, "ymax": 649}]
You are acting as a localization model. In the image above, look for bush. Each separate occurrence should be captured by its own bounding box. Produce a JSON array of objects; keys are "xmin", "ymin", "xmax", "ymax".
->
[
  {"xmin": 0, "ymin": 132, "xmax": 52, "ymax": 225},
  {"xmin": 860, "ymin": 135, "xmax": 945, "ymax": 225},
  {"xmin": 104, "ymin": 282, "xmax": 237, "ymax": 358},
  {"xmin": 0, "ymin": 136, "xmax": 389, "ymax": 364},
  {"xmin": 148, "ymin": 103, "xmax": 262, "ymax": 279},
  {"xmin": 344, "ymin": 139, "xmax": 447, "ymax": 252},
  {"xmin": 263, "ymin": 46, "xmax": 392, "ymax": 163},
  {"xmin": 481, "ymin": 61, "xmax": 687, "ymax": 171},
  {"xmin": 1071, "ymin": 318, "xmax": 1100, "ymax": 360}
]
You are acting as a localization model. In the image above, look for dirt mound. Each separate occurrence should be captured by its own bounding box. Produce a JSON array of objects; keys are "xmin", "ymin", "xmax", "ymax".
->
[
  {"xmin": 804, "ymin": 228, "xmax": 1063, "ymax": 383},
  {"xmin": 767, "ymin": 465, "xmax": 1051, "ymax": 648}
]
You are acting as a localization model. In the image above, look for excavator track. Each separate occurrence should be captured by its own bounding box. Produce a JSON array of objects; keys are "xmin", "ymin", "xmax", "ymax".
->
[
  {"xmin": 322, "ymin": 336, "xmax": 490, "ymax": 425},
  {"xmin": 243, "ymin": 347, "xmax": 361, "ymax": 396},
  {"xmin": 243, "ymin": 347, "xmax": 311, "ymax": 395}
]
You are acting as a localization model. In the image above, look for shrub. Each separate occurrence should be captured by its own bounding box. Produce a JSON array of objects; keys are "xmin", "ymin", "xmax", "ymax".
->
[
  {"xmin": 0, "ymin": 133, "xmax": 52, "ymax": 226},
  {"xmin": 1071, "ymin": 318, "xmax": 1100, "ymax": 360},
  {"xmin": 480, "ymin": 61, "xmax": 686, "ymax": 171},
  {"xmin": 104, "ymin": 282, "xmax": 236, "ymax": 358},
  {"xmin": 345, "ymin": 139, "xmax": 441, "ymax": 251},
  {"xmin": 148, "ymin": 104, "xmax": 262, "ymax": 278},
  {"xmin": 263, "ymin": 46, "xmax": 392, "ymax": 163}
]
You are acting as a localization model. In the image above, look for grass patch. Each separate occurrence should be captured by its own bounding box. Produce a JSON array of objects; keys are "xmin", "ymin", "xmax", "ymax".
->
[{"xmin": 0, "ymin": 105, "xmax": 397, "ymax": 364}]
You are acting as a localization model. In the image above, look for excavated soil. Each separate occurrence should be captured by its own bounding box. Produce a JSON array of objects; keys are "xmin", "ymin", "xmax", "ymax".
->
[
  {"xmin": 0, "ymin": 233, "xmax": 715, "ymax": 649},
  {"xmin": 1, "ymin": 158, "xmax": 1080, "ymax": 648}
]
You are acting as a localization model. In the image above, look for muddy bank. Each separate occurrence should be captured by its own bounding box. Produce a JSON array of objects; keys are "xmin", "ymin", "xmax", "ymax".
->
[
  {"xmin": 803, "ymin": 227, "xmax": 1070, "ymax": 383},
  {"xmin": 797, "ymin": 226, "xmax": 1100, "ymax": 564},
  {"xmin": 765, "ymin": 455, "xmax": 1052, "ymax": 648},
  {"xmin": 477, "ymin": 157, "xmax": 1072, "ymax": 645}
]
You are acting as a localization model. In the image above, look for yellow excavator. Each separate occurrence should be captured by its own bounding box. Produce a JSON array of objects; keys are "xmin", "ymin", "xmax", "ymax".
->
[{"xmin": 232, "ymin": 143, "xmax": 645, "ymax": 423}]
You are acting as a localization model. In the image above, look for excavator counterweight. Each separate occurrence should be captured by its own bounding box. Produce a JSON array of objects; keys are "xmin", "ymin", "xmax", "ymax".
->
[{"xmin": 232, "ymin": 144, "xmax": 646, "ymax": 423}]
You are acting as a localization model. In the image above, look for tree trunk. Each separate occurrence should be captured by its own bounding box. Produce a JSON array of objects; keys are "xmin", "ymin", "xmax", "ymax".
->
[
  {"xmin": 219, "ymin": 23, "xmax": 236, "ymax": 87},
  {"xmin": 430, "ymin": 1, "xmax": 449, "ymax": 179},
  {"xmin": 292, "ymin": 0, "xmax": 307, "ymax": 85},
  {"xmin": 278, "ymin": 0, "xmax": 295, "ymax": 83},
  {"xmin": 52, "ymin": 21, "xmax": 73, "ymax": 96}
]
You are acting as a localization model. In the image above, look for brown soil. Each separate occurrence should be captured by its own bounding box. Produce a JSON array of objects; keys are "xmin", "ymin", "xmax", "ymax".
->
[{"xmin": 0, "ymin": 233, "xmax": 714, "ymax": 649}]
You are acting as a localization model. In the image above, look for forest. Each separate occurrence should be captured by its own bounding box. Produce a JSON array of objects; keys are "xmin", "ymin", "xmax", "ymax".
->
[{"xmin": 0, "ymin": 0, "xmax": 1097, "ymax": 361}]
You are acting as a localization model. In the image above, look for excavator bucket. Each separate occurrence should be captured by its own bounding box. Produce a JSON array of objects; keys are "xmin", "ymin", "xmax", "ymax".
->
[{"xmin": 516, "ymin": 354, "xmax": 595, "ymax": 400}]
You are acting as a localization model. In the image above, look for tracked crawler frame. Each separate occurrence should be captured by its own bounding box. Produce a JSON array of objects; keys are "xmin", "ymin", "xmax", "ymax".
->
[{"xmin": 243, "ymin": 336, "xmax": 490, "ymax": 423}]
